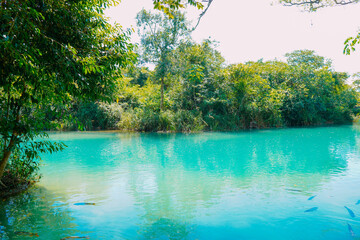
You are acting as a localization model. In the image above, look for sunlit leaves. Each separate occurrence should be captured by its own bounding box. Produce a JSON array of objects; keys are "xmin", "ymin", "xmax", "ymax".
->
[
  {"xmin": 153, "ymin": 0, "xmax": 203, "ymax": 18},
  {"xmin": 344, "ymin": 32, "xmax": 360, "ymax": 55}
]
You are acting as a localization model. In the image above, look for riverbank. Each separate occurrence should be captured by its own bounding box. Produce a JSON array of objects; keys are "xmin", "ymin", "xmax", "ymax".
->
[
  {"xmin": 51, "ymin": 120, "xmax": 355, "ymax": 134},
  {"xmin": 0, "ymin": 173, "xmax": 34, "ymax": 199}
]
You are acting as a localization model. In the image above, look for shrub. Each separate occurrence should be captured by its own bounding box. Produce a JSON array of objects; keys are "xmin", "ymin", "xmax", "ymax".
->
[
  {"xmin": 2, "ymin": 137, "xmax": 66, "ymax": 188},
  {"xmin": 173, "ymin": 110, "xmax": 205, "ymax": 132}
]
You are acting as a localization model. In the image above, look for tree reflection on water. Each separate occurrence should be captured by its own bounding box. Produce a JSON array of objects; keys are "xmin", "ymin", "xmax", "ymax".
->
[{"xmin": 0, "ymin": 186, "xmax": 81, "ymax": 239}]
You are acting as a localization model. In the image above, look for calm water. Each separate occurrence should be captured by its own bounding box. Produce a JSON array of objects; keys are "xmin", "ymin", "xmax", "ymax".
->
[{"xmin": 1, "ymin": 126, "xmax": 360, "ymax": 239}]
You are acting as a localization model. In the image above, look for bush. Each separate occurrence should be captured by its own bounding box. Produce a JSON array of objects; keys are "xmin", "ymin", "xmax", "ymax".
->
[
  {"xmin": 97, "ymin": 102, "xmax": 124, "ymax": 129},
  {"xmin": 137, "ymin": 108, "xmax": 161, "ymax": 132},
  {"xmin": 159, "ymin": 110, "xmax": 176, "ymax": 132},
  {"xmin": 117, "ymin": 109, "xmax": 140, "ymax": 131},
  {"xmin": 54, "ymin": 101, "xmax": 124, "ymax": 131},
  {"xmin": 1, "ymin": 138, "xmax": 66, "ymax": 191},
  {"xmin": 173, "ymin": 110, "xmax": 205, "ymax": 132}
]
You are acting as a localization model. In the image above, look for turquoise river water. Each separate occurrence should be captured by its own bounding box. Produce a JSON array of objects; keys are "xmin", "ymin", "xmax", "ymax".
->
[{"xmin": 1, "ymin": 126, "xmax": 360, "ymax": 239}]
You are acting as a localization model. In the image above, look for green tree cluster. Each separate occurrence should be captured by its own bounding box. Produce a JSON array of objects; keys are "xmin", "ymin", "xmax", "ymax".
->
[
  {"xmin": 60, "ymin": 46, "xmax": 357, "ymax": 132},
  {"xmin": 46, "ymin": 11, "xmax": 358, "ymax": 133},
  {"xmin": 136, "ymin": 9, "xmax": 189, "ymax": 110}
]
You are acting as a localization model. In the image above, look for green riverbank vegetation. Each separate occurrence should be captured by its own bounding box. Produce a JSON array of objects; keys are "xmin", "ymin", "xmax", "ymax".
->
[
  {"xmin": 46, "ymin": 37, "xmax": 359, "ymax": 132},
  {"xmin": 42, "ymin": 10, "xmax": 359, "ymax": 132}
]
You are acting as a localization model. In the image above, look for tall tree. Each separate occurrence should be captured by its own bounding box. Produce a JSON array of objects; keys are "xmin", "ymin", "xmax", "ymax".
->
[
  {"xmin": 136, "ymin": 9, "xmax": 189, "ymax": 110},
  {"xmin": 170, "ymin": 39, "xmax": 225, "ymax": 113}
]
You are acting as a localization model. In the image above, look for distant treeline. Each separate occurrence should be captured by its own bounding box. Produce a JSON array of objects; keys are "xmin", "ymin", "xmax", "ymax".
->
[{"xmin": 42, "ymin": 44, "xmax": 358, "ymax": 132}]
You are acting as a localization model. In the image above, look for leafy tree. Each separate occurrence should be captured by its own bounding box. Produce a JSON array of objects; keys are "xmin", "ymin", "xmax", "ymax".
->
[
  {"xmin": 225, "ymin": 51, "xmax": 357, "ymax": 128},
  {"xmin": 281, "ymin": 55, "xmax": 356, "ymax": 125},
  {"xmin": 136, "ymin": 9, "xmax": 189, "ymax": 110},
  {"xmin": 226, "ymin": 62, "xmax": 286, "ymax": 128},
  {"xmin": 126, "ymin": 66, "xmax": 152, "ymax": 87},
  {"xmin": 0, "ymin": 0, "xmax": 135, "ymax": 184},
  {"xmin": 285, "ymin": 50, "xmax": 331, "ymax": 70},
  {"xmin": 352, "ymin": 73, "xmax": 360, "ymax": 92},
  {"xmin": 169, "ymin": 40, "xmax": 226, "ymax": 122}
]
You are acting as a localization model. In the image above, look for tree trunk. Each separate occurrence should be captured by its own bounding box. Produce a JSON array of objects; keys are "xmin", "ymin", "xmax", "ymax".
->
[
  {"xmin": 160, "ymin": 77, "xmax": 164, "ymax": 111},
  {"xmin": 0, "ymin": 137, "xmax": 16, "ymax": 182},
  {"xmin": 0, "ymin": 88, "xmax": 22, "ymax": 183},
  {"xmin": 0, "ymin": 151, "xmax": 11, "ymax": 182}
]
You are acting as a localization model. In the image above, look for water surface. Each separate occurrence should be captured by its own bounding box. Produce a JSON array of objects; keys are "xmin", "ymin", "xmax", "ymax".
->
[{"xmin": 1, "ymin": 126, "xmax": 360, "ymax": 239}]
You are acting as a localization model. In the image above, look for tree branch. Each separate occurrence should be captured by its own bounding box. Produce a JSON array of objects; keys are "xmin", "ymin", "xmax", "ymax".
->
[
  {"xmin": 192, "ymin": 0, "xmax": 214, "ymax": 31},
  {"xmin": 280, "ymin": 0, "xmax": 359, "ymax": 10}
]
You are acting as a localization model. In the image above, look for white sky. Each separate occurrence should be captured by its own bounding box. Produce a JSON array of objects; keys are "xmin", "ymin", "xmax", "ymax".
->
[{"xmin": 105, "ymin": 0, "xmax": 360, "ymax": 75}]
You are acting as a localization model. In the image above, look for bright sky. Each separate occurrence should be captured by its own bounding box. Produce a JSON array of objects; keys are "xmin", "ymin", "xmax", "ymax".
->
[{"xmin": 105, "ymin": 0, "xmax": 360, "ymax": 76}]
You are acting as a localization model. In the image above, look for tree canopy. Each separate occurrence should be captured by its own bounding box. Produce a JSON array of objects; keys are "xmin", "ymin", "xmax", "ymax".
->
[
  {"xmin": 136, "ymin": 9, "xmax": 189, "ymax": 110},
  {"xmin": 285, "ymin": 50, "xmax": 331, "ymax": 69},
  {"xmin": 102, "ymin": 48, "xmax": 357, "ymax": 132}
]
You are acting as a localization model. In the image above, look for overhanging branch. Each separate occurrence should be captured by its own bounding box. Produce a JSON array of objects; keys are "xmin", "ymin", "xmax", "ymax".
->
[
  {"xmin": 280, "ymin": 0, "xmax": 359, "ymax": 10},
  {"xmin": 191, "ymin": 0, "xmax": 214, "ymax": 31}
]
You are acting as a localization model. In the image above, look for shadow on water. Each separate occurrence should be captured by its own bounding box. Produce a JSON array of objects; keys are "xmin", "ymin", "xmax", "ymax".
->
[
  {"xmin": 137, "ymin": 217, "xmax": 193, "ymax": 240},
  {"xmin": 0, "ymin": 186, "xmax": 87, "ymax": 240}
]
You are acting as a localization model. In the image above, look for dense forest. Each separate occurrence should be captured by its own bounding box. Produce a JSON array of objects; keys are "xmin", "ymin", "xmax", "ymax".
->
[
  {"xmin": 43, "ymin": 10, "xmax": 358, "ymax": 132},
  {"xmin": 1, "ymin": 0, "xmax": 359, "ymax": 193},
  {"xmin": 46, "ymin": 46, "xmax": 359, "ymax": 132}
]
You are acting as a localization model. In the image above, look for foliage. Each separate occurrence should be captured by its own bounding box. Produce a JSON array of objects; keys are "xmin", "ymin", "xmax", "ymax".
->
[
  {"xmin": 137, "ymin": 9, "xmax": 189, "ymax": 64},
  {"xmin": 169, "ymin": 40, "xmax": 226, "ymax": 121},
  {"xmin": 344, "ymin": 32, "xmax": 360, "ymax": 55},
  {"xmin": 152, "ymin": 0, "xmax": 204, "ymax": 16},
  {"xmin": 136, "ymin": 9, "xmax": 189, "ymax": 109},
  {"xmin": 45, "ymin": 44, "xmax": 358, "ymax": 133},
  {"xmin": 110, "ymin": 48, "xmax": 357, "ymax": 132},
  {"xmin": 126, "ymin": 66, "xmax": 152, "ymax": 87},
  {"xmin": 285, "ymin": 50, "xmax": 331, "ymax": 69},
  {"xmin": 71, "ymin": 102, "xmax": 123, "ymax": 130},
  {"xmin": 351, "ymin": 73, "xmax": 360, "ymax": 92},
  {"xmin": 1, "ymin": 133, "xmax": 66, "ymax": 187}
]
